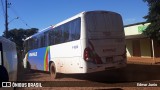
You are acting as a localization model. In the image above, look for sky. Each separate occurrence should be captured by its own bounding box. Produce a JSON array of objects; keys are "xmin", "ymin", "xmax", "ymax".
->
[{"xmin": 0, "ymin": 0, "xmax": 148, "ymax": 36}]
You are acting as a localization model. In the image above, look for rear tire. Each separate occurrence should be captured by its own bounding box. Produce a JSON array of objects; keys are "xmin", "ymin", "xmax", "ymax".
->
[
  {"xmin": 50, "ymin": 62, "xmax": 56, "ymax": 80},
  {"xmin": 26, "ymin": 61, "xmax": 31, "ymax": 73}
]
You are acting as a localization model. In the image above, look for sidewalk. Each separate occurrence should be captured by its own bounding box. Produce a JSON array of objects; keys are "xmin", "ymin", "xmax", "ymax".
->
[{"xmin": 127, "ymin": 57, "xmax": 160, "ymax": 65}]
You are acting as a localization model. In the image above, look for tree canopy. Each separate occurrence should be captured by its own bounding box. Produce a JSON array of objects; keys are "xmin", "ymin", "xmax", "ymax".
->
[
  {"xmin": 143, "ymin": 0, "xmax": 160, "ymax": 42},
  {"xmin": 2, "ymin": 28, "xmax": 38, "ymax": 52}
]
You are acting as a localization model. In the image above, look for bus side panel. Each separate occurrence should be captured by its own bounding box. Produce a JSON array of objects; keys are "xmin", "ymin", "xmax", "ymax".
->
[
  {"xmin": 50, "ymin": 40, "xmax": 84, "ymax": 73},
  {"xmin": 28, "ymin": 47, "xmax": 50, "ymax": 71}
]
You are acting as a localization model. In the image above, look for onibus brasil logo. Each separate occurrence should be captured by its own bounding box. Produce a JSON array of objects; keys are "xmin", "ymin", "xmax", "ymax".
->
[{"xmin": 2, "ymin": 82, "xmax": 42, "ymax": 88}]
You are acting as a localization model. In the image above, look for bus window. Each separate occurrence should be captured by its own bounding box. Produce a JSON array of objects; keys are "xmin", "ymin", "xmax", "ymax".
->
[
  {"xmin": 54, "ymin": 27, "xmax": 62, "ymax": 44},
  {"xmin": 44, "ymin": 32, "xmax": 49, "ymax": 47},
  {"xmin": 49, "ymin": 29, "xmax": 55, "ymax": 45},
  {"xmin": 63, "ymin": 24, "xmax": 70, "ymax": 42}
]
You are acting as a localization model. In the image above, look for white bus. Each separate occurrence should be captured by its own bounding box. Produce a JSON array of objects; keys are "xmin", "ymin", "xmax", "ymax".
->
[
  {"xmin": 23, "ymin": 11, "xmax": 126, "ymax": 79},
  {"xmin": 0, "ymin": 37, "xmax": 17, "ymax": 87}
]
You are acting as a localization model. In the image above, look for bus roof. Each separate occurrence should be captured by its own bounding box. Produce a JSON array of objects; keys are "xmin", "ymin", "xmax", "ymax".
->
[
  {"xmin": 25, "ymin": 11, "xmax": 86, "ymax": 41},
  {"xmin": 25, "ymin": 10, "xmax": 119, "ymax": 41},
  {"xmin": 25, "ymin": 26, "xmax": 53, "ymax": 40}
]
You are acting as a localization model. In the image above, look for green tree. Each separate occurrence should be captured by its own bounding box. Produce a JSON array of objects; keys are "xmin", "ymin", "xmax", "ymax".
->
[
  {"xmin": 2, "ymin": 28, "xmax": 38, "ymax": 73},
  {"xmin": 2, "ymin": 28, "xmax": 38, "ymax": 54},
  {"xmin": 143, "ymin": 0, "xmax": 160, "ymax": 42}
]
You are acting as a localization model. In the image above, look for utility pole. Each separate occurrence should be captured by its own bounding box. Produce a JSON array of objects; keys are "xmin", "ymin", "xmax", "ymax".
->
[{"xmin": 5, "ymin": 0, "xmax": 8, "ymax": 38}]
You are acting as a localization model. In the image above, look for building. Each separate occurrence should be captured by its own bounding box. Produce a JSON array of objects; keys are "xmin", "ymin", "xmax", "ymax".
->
[{"xmin": 124, "ymin": 22, "xmax": 160, "ymax": 58}]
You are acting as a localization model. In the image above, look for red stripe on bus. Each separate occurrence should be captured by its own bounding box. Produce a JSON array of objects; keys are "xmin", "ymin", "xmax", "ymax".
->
[{"xmin": 46, "ymin": 50, "xmax": 49, "ymax": 71}]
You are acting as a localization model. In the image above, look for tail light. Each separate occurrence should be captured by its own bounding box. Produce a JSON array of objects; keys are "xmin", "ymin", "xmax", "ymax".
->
[
  {"xmin": 83, "ymin": 47, "xmax": 102, "ymax": 64},
  {"xmin": 83, "ymin": 48, "xmax": 91, "ymax": 61}
]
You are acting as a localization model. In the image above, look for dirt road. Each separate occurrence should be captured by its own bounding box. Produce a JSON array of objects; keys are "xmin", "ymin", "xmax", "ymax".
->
[{"xmin": 15, "ymin": 63, "xmax": 160, "ymax": 90}]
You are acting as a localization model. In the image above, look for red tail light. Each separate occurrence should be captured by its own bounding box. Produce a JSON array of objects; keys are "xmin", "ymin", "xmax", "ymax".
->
[
  {"xmin": 83, "ymin": 48, "xmax": 91, "ymax": 61},
  {"xmin": 83, "ymin": 47, "xmax": 103, "ymax": 64}
]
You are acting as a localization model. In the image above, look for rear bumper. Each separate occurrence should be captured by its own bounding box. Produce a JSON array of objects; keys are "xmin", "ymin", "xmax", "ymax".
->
[
  {"xmin": 85, "ymin": 61, "xmax": 126, "ymax": 73},
  {"xmin": 61, "ymin": 58, "xmax": 127, "ymax": 74},
  {"xmin": 59, "ymin": 61, "xmax": 126, "ymax": 74}
]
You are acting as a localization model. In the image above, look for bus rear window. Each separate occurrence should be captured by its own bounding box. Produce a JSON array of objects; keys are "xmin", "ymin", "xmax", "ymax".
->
[{"xmin": 85, "ymin": 12, "xmax": 123, "ymax": 32}]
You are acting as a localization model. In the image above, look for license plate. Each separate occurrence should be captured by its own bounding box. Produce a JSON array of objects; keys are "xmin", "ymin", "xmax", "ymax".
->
[{"xmin": 106, "ymin": 57, "xmax": 113, "ymax": 63}]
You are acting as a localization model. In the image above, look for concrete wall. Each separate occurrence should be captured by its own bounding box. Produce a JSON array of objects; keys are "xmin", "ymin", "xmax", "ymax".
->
[
  {"xmin": 126, "ymin": 40, "xmax": 133, "ymax": 57},
  {"xmin": 125, "ymin": 23, "xmax": 152, "ymax": 58},
  {"xmin": 126, "ymin": 39, "xmax": 152, "ymax": 58},
  {"xmin": 140, "ymin": 39, "xmax": 152, "ymax": 57},
  {"xmin": 125, "ymin": 23, "xmax": 150, "ymax": 36}
]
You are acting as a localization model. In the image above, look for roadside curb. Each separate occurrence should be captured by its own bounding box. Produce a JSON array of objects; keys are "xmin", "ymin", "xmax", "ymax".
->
[
  {"xmin": 127, "ymin": 61, "xmax": 155, "ymax": 65},
  {"xmin": 127, "ymin": 57, "xmax": 160, "ymax": 65}
]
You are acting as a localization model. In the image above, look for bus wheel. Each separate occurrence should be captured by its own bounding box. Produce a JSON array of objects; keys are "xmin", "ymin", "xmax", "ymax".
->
[
  {"xmin": 50, "ymin": 62, "xmax": 56, "ymax": 80},
  {"xmin": 26, "ymin": 61, "xmax": 31, "ymax": 72}
]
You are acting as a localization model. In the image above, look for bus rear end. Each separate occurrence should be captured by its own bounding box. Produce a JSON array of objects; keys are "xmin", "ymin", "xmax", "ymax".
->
[{"xmin": 82, "ymin": 11, "xmax": 126, "ymax": 73}]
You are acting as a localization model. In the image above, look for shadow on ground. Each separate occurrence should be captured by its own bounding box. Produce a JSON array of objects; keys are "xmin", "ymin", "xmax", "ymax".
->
[
  {"xmin": 17, "ymin": 69, "xmax": 50, "ymax": 81},
  {"xmin": 57, "ymin": 63, "xmax": 160, "ymax": 83},
  {"xmin": 18, "ymin": 63, "xmax": 160, "ymax": 83}
]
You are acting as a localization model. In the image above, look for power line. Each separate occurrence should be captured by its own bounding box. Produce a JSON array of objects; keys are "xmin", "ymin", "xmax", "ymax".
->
[
  {"xmin": 1, "ymin": 0, "xmax": 32, "ymax": 29},
  {"xmin": 18, "ymin": 17, "xmax": 31, "ymax": 28},
  {"xmin": 9, "ymin": 2, "xmax": 32, "ymax": 28}
]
